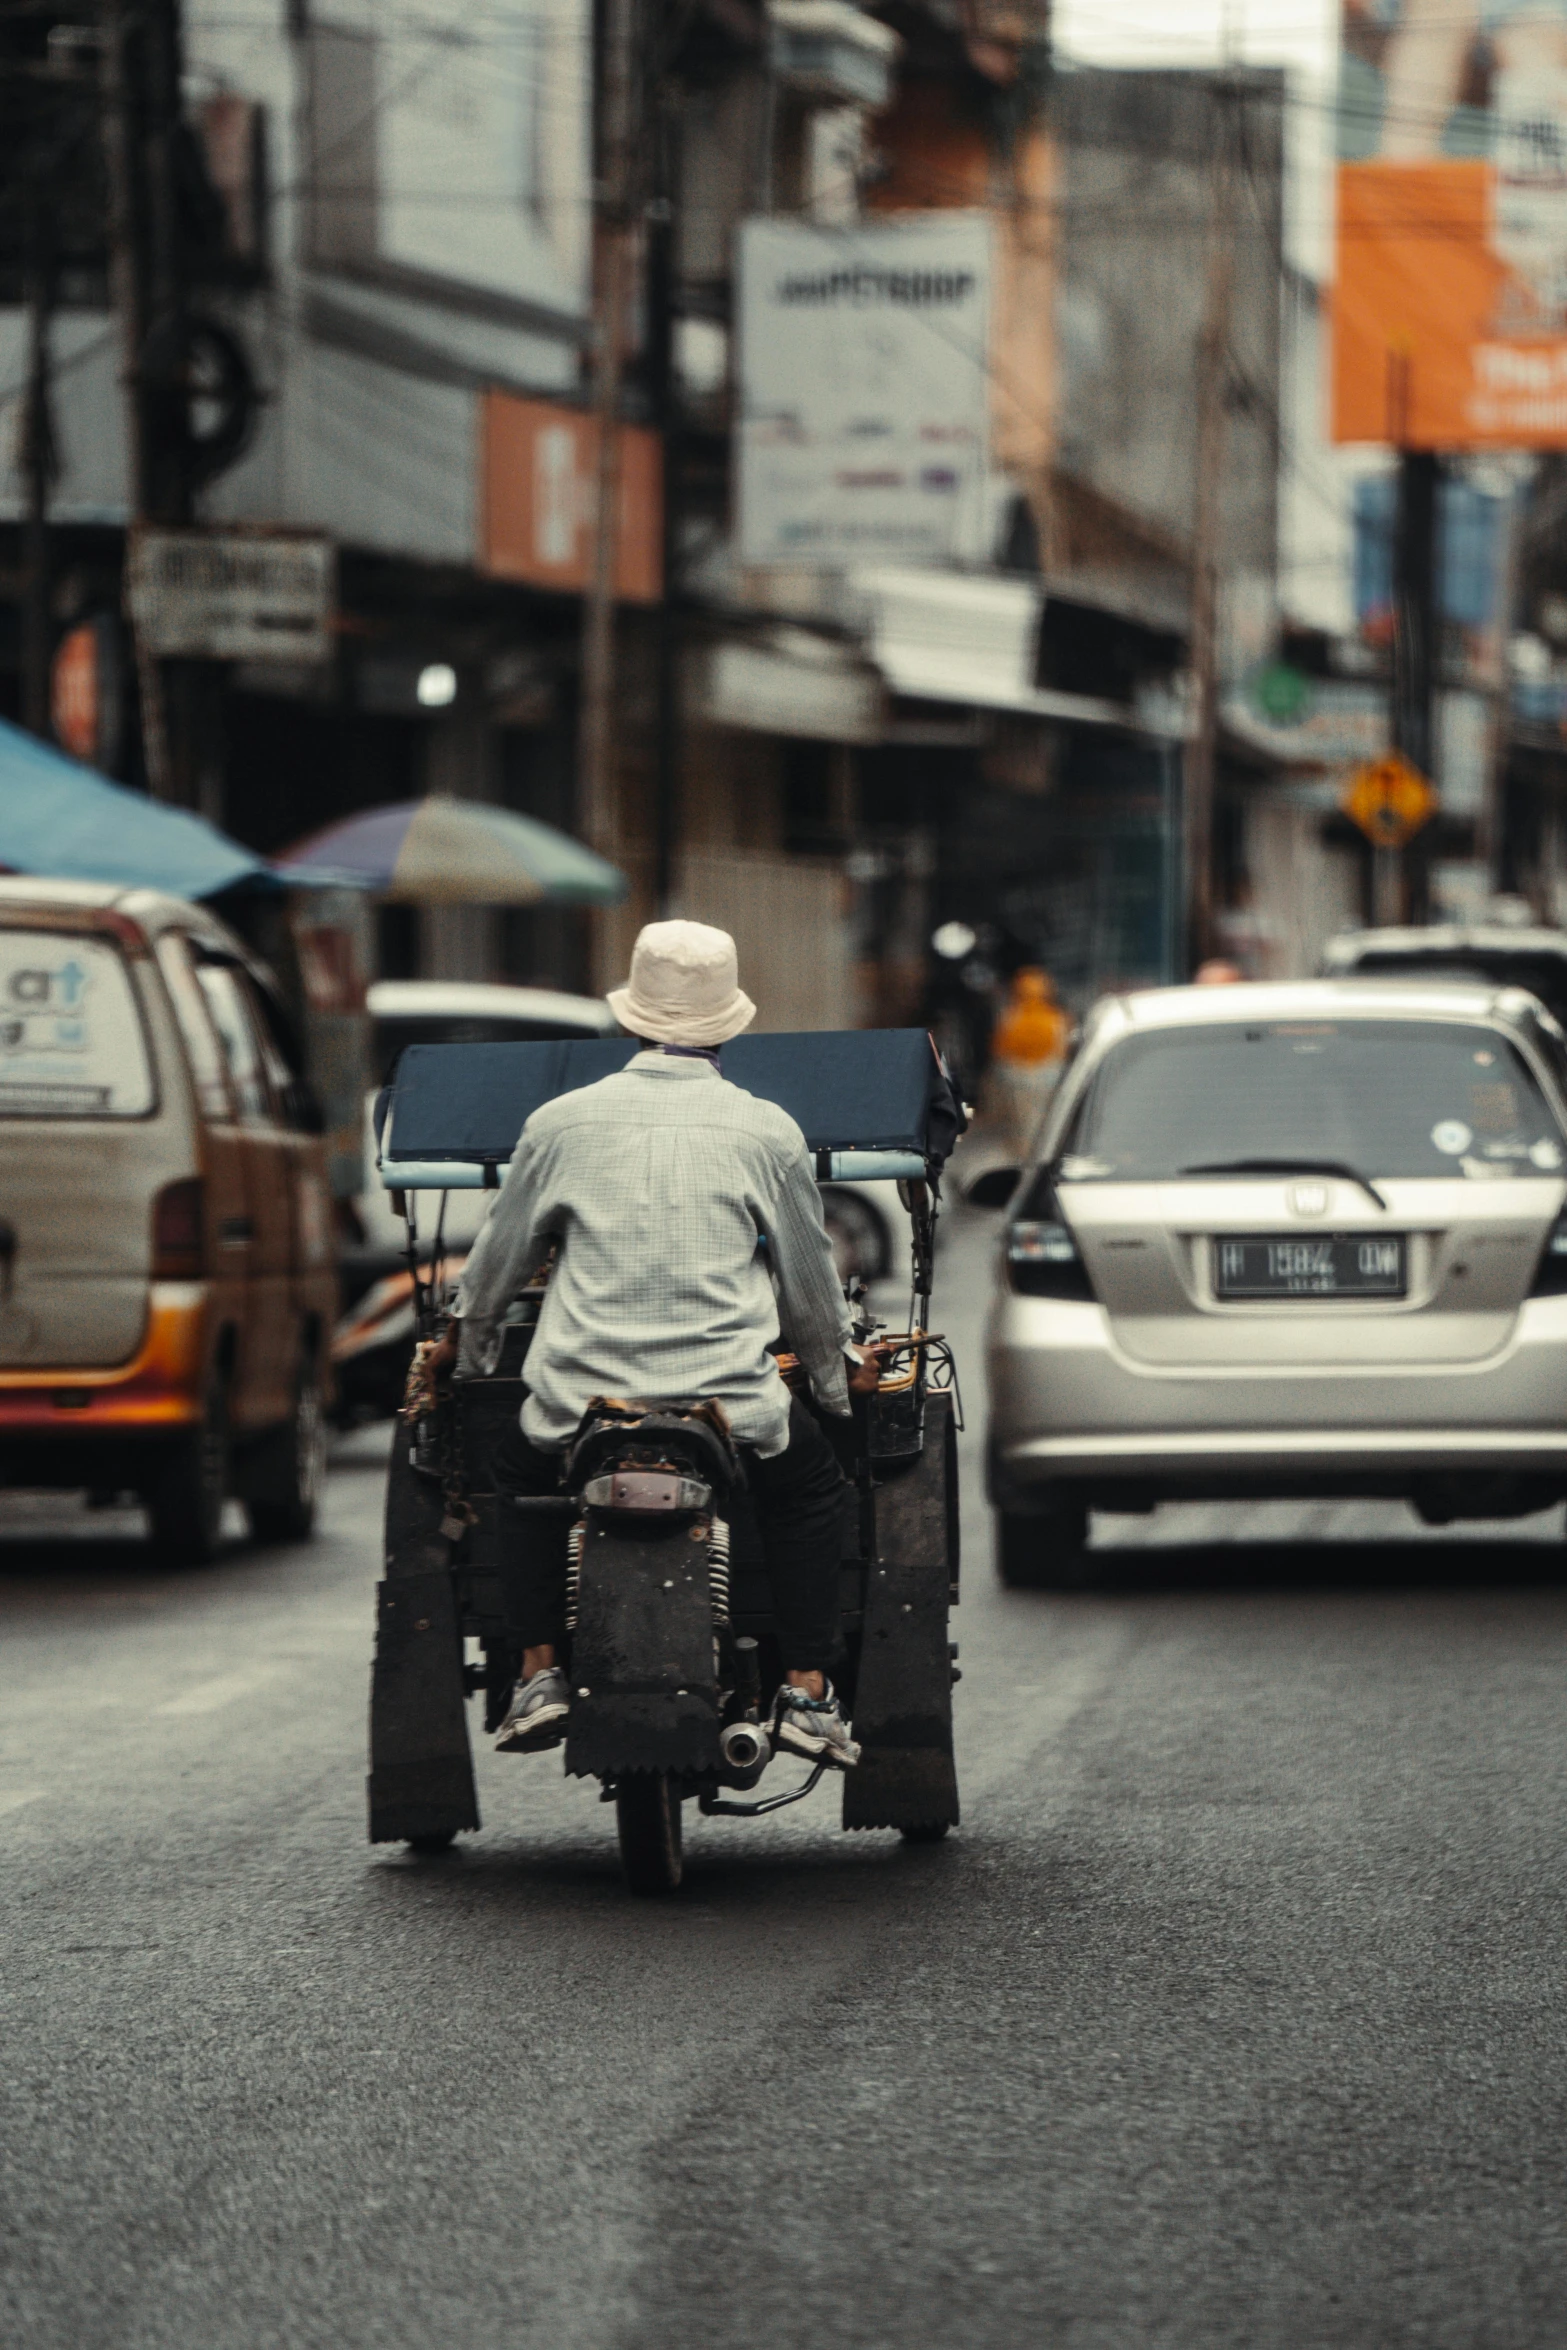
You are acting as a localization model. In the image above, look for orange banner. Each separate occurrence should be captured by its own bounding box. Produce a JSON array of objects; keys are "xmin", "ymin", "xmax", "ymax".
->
[
  {"xmin": 1334, "ymin": 1, "xmax": 1567, "ymax": 448},
  {"xmin": 1334, "ymin": 162, "xmax": 1567, "ymax": 445}
]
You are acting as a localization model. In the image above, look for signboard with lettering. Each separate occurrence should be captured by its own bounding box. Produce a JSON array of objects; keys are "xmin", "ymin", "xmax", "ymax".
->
[
  {"xmin": 737, "ymin": 212, "xmax": 993, "ymax": 567},
  {"xmin": 126, "ymin": 530, "xmax": 335, "ymax": 661}
]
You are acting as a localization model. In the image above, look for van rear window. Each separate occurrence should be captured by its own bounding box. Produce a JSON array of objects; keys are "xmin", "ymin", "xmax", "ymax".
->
[{"xmin": 0, "ymin": 932, "xmax": 154, "ymax": 1117}]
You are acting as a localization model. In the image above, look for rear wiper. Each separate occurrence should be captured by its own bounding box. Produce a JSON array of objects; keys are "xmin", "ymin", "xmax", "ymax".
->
[{"xmin": 1178, "ymin": 1157, "xmax": 1388, "ymax": 1211}]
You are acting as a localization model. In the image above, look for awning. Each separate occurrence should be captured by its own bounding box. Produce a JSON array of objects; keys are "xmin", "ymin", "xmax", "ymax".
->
[
  {"xmin": 0, "ymin": 718, "xmax": 270, "ymax": 899},
  {"xmin": 850, "ymin": 566, "xmax": 1133, "ymax": 727}
]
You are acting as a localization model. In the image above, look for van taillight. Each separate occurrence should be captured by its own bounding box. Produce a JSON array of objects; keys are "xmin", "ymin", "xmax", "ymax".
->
[
  {"xmin": 1531, "ymin": 1209, "xmax": 1567, "ymax": 1298},
  {"xmin": 153, "ymin": 1179, "xmax": 205, "ymax": 1278}
]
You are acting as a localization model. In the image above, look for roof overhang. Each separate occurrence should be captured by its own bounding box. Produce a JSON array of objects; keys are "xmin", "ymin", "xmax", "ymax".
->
[{"xmin": 850, "ymin": 566, "xmax": 1135, "ymax": 728}]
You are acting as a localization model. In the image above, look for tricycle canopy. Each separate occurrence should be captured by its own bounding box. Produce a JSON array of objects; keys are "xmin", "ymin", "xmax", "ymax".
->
[{"xmin": 377, "ymin": 1027, "xmax": 965, "ymax": 1191}]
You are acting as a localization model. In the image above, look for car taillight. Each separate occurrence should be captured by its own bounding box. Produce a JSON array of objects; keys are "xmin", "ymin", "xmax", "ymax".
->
[
  {"xmin": 152, "ymin": 1178, "xmax": 205, "ymax": 1279},
  {"xmin": 1531, "ymin": 1209, "xmax": 1567, "ymax": 1297},
  {"xmin": 1006, "ymin": 1217, "xmax": 1095, "ymax": 1301}
]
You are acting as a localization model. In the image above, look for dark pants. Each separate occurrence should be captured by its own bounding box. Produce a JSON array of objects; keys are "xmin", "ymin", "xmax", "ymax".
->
[{"xmin": 494, "ymin": 1398, "xmax": 847, "ymax": 1672}]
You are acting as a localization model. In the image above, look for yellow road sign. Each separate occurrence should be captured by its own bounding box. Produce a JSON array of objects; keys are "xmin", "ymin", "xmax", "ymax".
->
[{"xmin": 1341, "ymin": 752, "xmax": 1439, "ymax": 850}]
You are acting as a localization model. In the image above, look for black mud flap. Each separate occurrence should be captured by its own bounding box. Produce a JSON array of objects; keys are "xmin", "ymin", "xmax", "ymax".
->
[
  {"xmin": 368, "ymin": 1424, "xmax": 480, "ymax": 1846},
  {"xmin": 843, "ymin": 1390, "xmax": 960, "ymax": 1834},
  {"xmin": 564, "ymin": 1516, "xmax": 723, "ymax": 1780}
]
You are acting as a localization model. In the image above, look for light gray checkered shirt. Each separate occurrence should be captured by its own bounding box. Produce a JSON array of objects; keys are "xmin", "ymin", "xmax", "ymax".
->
[{"xmin": 455, "ymin": 1049, "xmax": 856, "ymax": 1456}]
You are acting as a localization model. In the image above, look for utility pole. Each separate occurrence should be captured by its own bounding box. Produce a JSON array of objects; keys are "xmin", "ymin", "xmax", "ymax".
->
[
  {"xmin": 99, "ymin": 0, "xmax": 168, "ymax": 792},
  {"xmin": 1185, "ymin": 63, "xmax": 1237, "ymax": 974},
  {"xmin": 577, "ymin": 0, "xmax": 639, "ymax": 876},
  {"xmin": 11, "ymin": 25, "xmax": 99, "ymax": 744},
  {"xmin": 647, "ymin": 78, "xmax": 680, "ymax": 917},
  {"xmin": 1388, "ymin": 447, "xmax": 1440, "ymax": 923},
  {"xmin": 98, "ymin": 0, "xmax": 156, "ymax": 513},
  {"xmin": 1475, "ymin": 461, "xmax": 1526, "ymax": 897},
  {"xmin": 99, "ymin": 0, "xmax": 208, "ymax": 802},
  {"xmin": 19, "ymin": 194, "xmax": 56, "ymax": 740},
  {"xmin": 97, "ymin": 0, "xmax": 253, "ymax": 809}
]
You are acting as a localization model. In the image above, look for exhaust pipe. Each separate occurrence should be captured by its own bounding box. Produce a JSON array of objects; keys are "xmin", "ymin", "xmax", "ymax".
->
[{"xmin": 719, "ymin": 1719, "xmax": 771, "ymax": 1777}]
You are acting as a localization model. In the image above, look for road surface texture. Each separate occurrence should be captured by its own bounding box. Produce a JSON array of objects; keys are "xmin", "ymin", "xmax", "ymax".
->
[{"xmin": 6, "ymin": 1202, "xmax": 1567, "ymax": 2349}]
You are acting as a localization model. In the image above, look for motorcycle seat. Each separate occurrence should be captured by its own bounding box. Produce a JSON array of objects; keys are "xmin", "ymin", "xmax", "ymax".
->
[{"xmin": 566, "ymin": 1400, "xmax": 740, "ymax": 1500}]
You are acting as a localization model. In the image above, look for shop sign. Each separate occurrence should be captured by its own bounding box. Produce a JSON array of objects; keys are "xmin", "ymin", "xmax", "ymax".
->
[
  {"xmin": 481, "ymin": 393, "xmax": 662, "ymax": 603},
  {"xmin": 1222, "ymin": 680, "xmax": 1386, "ymax": 767},
  {"xmin": 688, "ymin": 637, "xmax": 885, "ymax": 742},
  {"xmin": 126, "ymin": 530, "xmax": 335, "ymax": 661},
  {"xmin": 737, "ymin": 213, "xmax": 992, "ymax": 567}
]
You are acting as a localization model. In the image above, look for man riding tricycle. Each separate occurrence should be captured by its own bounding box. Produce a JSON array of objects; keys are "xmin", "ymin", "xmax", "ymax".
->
[{"xmin": 367, "ymin": 921, "xmax": 964, "ymax": 1893}]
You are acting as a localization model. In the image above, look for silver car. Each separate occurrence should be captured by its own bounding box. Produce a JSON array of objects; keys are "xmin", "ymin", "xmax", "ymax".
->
[
  {"xmin": 1320, "ymin": 922, "xmax": 1567, "ymax": 1031},
  {"xmin": 981, "ymin": 978, "xmax": 1567, "ymax": 1586}
]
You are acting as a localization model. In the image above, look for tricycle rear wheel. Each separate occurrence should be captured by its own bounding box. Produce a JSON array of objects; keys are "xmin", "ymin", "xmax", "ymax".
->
[{"xmin": 616, "ymin": 1773, "xmax": 684, "ymax": 1895}]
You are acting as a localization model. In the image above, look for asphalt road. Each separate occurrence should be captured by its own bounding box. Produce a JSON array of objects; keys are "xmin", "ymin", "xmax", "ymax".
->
[{"xmin": 7, "ymin": 1204, "xmax": 1567, "ymax": 2348}]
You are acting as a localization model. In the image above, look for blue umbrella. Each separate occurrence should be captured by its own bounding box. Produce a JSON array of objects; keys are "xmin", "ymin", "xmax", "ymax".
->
[{"xmin": 0, "ymin": 717, "xmax": 269, "ymax": 899}]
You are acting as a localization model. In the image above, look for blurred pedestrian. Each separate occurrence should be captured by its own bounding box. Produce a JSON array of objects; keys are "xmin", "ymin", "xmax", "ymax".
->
[
  {"xmin": 925, "ymin": 919, "xmax": 995, "ymax": 1104},
  {"xmin": 989, "ymin": 966, "xmax": 1070, "ymax": 1155},
  {"xmin": 1193, "ymin": 958, "xmax": 1244, "ymax": 986}
]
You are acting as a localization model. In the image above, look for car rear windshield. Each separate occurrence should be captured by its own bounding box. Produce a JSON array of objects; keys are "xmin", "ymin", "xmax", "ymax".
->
[
  {"xmin": 0, "ymin": 930, "xmax": 154, "ymax": 1118},
  {"xmin": 1057, "ymin": 1020, "xmax": 1563, "ymax": 1183}
]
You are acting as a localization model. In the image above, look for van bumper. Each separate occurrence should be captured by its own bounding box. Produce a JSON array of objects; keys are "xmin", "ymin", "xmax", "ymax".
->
[{"xmin": 0, "ymin": 1284, "xmax": 205, "ymax": 1435}]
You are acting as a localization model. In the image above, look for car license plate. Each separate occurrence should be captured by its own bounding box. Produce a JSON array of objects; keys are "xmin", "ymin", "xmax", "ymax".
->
[{"xmin": 1213, "ymin": 1234, "xmax": 1406, "ymax": 1299}]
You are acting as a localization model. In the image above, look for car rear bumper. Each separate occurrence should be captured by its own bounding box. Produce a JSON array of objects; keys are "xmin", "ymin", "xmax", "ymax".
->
[
  {"xmin": 987, "ymin": 1290, "xmax": 1567, "ymax": 1500},
  {"xmin": 0, "ymin": 1283, "xmax": 205, "ymax": 1435}
]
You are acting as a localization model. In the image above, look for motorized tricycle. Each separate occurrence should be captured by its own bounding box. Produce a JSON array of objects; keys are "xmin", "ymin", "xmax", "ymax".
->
[{"xmin": 366, "ymin": 1028, "xmax": 964, "ymax": 1894}]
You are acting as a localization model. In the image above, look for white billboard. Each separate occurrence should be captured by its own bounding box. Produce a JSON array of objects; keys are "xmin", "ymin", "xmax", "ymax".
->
[{"xmin": 738, "ymin": 214, "xmax": 992, "ymax": 569}]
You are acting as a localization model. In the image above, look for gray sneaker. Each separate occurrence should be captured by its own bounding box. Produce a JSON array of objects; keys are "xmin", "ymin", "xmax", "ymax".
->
[
  {"xmin": 772, "ymin": 1678, "xmax": 860, "ymax": 1769},
  {"xmin": 494, "ymin": 1665, "xmax": 571, "ymax": 1753}
]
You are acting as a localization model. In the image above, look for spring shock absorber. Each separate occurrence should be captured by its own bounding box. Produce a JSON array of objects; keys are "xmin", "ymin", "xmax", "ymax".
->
[
  {"xmin": 563, "ymin": 1517, "xmax": 585, "ymax": 1634},
  {"xmin": 707, "ymin": 1515, "xmax": 731, "ymax": 1623}
]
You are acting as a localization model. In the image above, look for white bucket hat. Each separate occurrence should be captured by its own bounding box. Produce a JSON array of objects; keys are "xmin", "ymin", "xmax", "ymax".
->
[{"xmin": 607, "ymin": 919, "xmax": 757, "ymax": 1047}]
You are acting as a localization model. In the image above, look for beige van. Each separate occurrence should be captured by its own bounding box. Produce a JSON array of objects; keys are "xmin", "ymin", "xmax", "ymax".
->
[{"xmin": 0, "ymin": 879, "xmax": 337, "ymax": 1561}]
